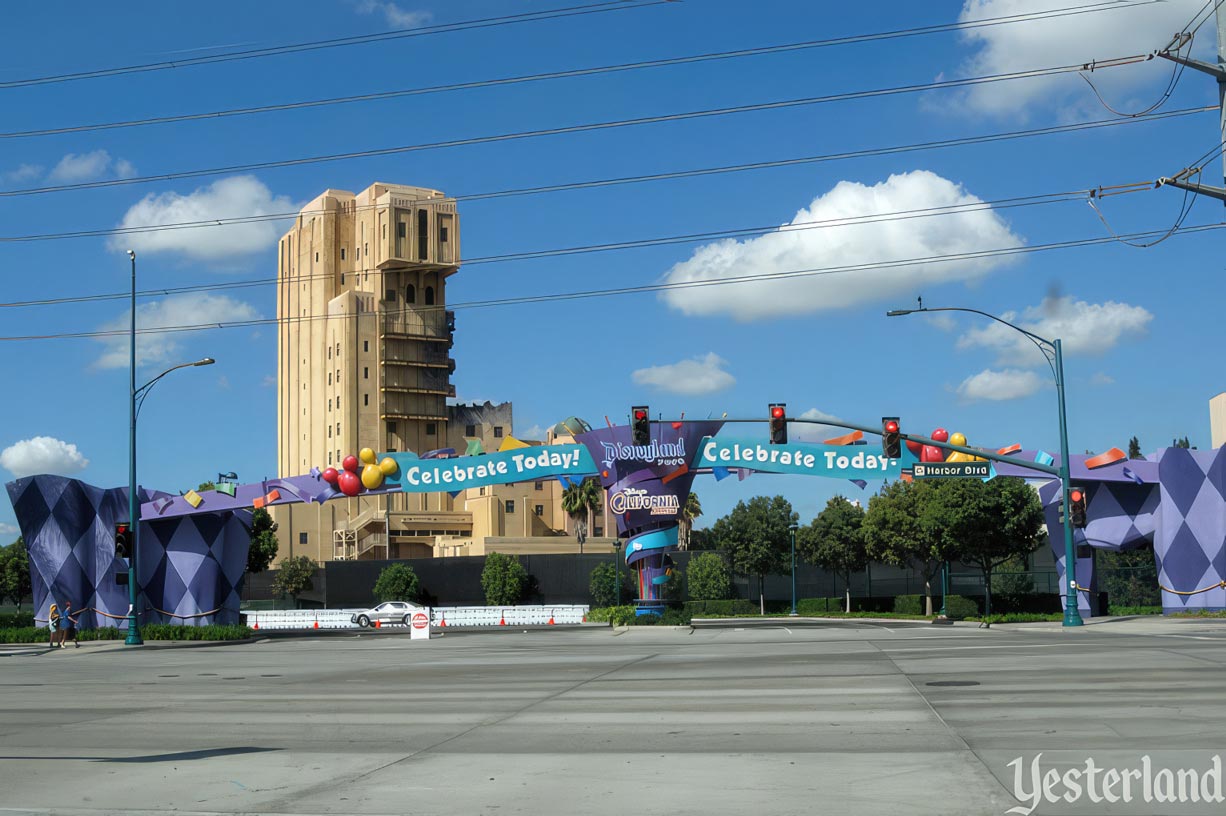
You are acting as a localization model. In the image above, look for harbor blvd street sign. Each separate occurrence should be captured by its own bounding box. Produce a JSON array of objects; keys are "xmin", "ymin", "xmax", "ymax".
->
[{"xmin": 912, "ymin": 461, "xmax": 993, "ymax": 479}]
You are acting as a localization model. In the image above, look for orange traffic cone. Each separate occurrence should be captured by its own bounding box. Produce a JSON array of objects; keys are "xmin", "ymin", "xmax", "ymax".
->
[
  {"xmin": 375, "ymin": 619, "xmax": 381, "ymax": 628},
  {"xmin": 253, "ymin": 622, "xmax": 259, "ymax": 630},
  {"xmin": 439, "ymin": 614, "xmax": 447, "ymax": 627},
  {"xmin": 313, "ymin": 620, "xmax": 319, "ymax": 629},
  {"xmin": 547, "ymin": 613, "xmax": 555, "ymax": 625},
  {"xmin": 499, "ymin": 612, "xmax": 506, "ymax": 626}
]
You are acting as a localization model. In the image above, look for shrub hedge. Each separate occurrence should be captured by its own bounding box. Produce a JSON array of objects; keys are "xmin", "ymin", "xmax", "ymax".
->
[
  {"xmin": 0, "ymin": 611, "xmax": 34, "ymax": 628},
  {"xmin": 0, "ymin": 623, "xmax": 251, "ymax": 643},
  {"xmin": 684, "ymin": 599, "xmax": 757, "ymax": 616}
]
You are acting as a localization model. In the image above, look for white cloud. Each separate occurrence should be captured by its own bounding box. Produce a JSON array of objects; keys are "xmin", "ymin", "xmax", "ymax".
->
[
  {"xmin": 517, "ymin": 424, "xmax": 548, "ymax": 440},
  {"xmin": 1, "ymin": 437, "xmax": 89, "ymax": 477},
  {"xmin": 956, "ymin": 296, "xmax": 1152, "ymax": 364},
  {"xmin": 950, "ymin": 0, "xmax": 1204, "ymax": 118},
  {"xmin": 956, "ymin": 368, "xmax": 1044, "ymax": 401},
  {"xmin": 261, "ymin": 374, "xmax": 276, "ymax": 388},
  {"xmin": 93, "ymin": 292, "xmax": 259, "ymax": 370},
  {"xmin": 632, "ymin": 353, "xmax": 736, "ymax": 395},
  {"xmin": 356, "ymin": 0, "xmax": 430, "ymax": 28},
  {"xmin": 793, "ymin": 408, "xmax": 844, "ymax": 442},
  {"xmin": 1090, "ymin": 371, "xmax": 1115, "ymax": 386},
  {"xmin": 114, "ymin": 158, "xmax": 137, "ymax": 179},
  {"xmin": 0, "ymin": 522, "xmax": 19, "ymax": 536},
  {"xmin": 660, "ymin": 171, "xmax": 1023, "ymax": 322},
  {"xmin": 3, "ymin": 163, "xmax": 43, "ymax": 184},
  {"xmin": 109, "ymin": 176, "xmax": 295, "ymax": 260},
  {"xmin": 48, "ymin": 149, "xmax": 118, "ymax": 182}
]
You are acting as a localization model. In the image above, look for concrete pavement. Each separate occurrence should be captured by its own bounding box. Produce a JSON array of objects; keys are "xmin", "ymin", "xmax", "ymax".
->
[{"xmin": 2, "ymin": 617, "xmax": 1225, "ymax": 815}]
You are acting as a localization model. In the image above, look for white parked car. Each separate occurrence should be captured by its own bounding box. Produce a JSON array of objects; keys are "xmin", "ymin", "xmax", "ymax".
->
[{"xmin": 350, "ymin": 601, "xmax": 422, "ymax": 627}]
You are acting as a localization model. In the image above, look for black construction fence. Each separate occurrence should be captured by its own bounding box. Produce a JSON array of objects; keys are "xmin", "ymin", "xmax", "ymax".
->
[{"xmin": 239, "ymin": 551, "xmax": 1137, "ymax": 614}]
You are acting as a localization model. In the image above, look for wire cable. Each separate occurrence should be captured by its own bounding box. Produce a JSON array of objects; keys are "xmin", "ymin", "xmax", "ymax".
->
[
  {"xmin": 0, "ymin": 1, "xmax": 670, "ymax": 90},
  {"xmin": 4, "ymin": 221, "xmax": 1221, "ymax": 343},
  {"xmin": 0, "ymin": 57, "xmax": 1159, "ymax": 200},
  {"xmin": 0, "ymin": 1, "xmax": 1164, "ymax": 140},
  {"xmin": 0, "ymin": 188, "xmax": 1093, "ymax": 309},
  {"xmin": 0, "ymin": 104, "xmax": 1209, "ymax": 249}
]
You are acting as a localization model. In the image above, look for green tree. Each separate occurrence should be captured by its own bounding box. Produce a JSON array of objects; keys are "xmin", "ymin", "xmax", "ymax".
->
[
  {"xmin": 798, "ymin": 496, "xmax": 867, "ymax": 613},
  {"xmin": 481, "ymin": 551, "xmax": 527, "ymax": 605},
  {"xmin": 687, "ymin": 528, "xmax": 716, "ymax": 551},
  {"xmin": 678, "ymin": 492, "xmax": 703, "ymax": 551},
  {"xmin": 247, "ymin": 508, "xmax": 280, "ymax": 575},
  {"xmin": 561, "ymin": 477, "xmax": 602, "ymax": 553},
  {"xmin": 197, "ymin": 481, "xmax": 216, "ymax": 492},
  {"xmin": 373, "ymin": 563, "xmax": 422, "ymax": 603},
  {"xmin": 686, "ymin": 551, "xmax": 733, "ymax": 601},
  {"xmin": 589, "ymin": 561, "xmax": 634, "ymax": 607},
  {"xmin": 1173, "ymin": 436, "xmax": 1192, "ymax": 449},
  {"xmin": 271, "ymin": 555, "xmax": 315, "ymax": 607},
  {"xmin": 863, "ymin": 480, "xmax": 956, "ymax": 615},
  {"xmin": 1127, "ymin": 437, "xmax": 1142, "ymax": 459},
  {"xmin": 924, "ymin": 477, "xmax": 1045, "ymax": 615},
  {"xmin": 0, "ymin": 538, "xmax": 32, "ymax": 609},
  {"xmin": 991, "ymin": 556, "xmax": 1035, "ymax": 598},
  {"xmin": 712, "ymin": 495, "xmax": 796, "ymax": 614}
]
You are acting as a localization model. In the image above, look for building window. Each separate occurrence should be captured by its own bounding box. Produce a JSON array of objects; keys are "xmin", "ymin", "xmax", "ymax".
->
[
  {"xmin": 505, "ymin": 500, "xmax": 515, "ymax": 514},
  {"xmin": 364, "ymin": 367, "xmax": 369, "ymax": 379},
  {"xmin": 364, "ymin": 394, "xmax": 369, "ymax": 406},
  {"xmin": 341, "ymin": 248, "xmax": 346, "ymax": 260},
  {"xmin": 327, "ymin": 346, "xmax": 332, "ymax": 359},
  {"xmin": 328, "ymin": 452, "xmax": 332, "ymax": 464},
  {"xmin": 336, "ymin": 423, "xmax": 340, "ymax": 435},
  {"xmin": 336, "ymin": 369, "xmax": 340, "ymax": 383},
  {"xmin": 398, "ymin": 222, "xmax": 406, "ymax": 239},
  {"xmin": 365, "ymin": 242, "xmax": 369, "ymax": 256},
  {"xmin": 425, "ymin": 286, "xmax": 435, "ymax": 306},
  {"xmin": 328, "ymin": 399, "xmax": 332, "ymax": 411},
  {"xmin": 406, "ymin": 284, "xmax": 415, "ymax": 303},
  {"xmin": 534, "ymin": 481, "xmax": 543, "ymax": 491},
  {"xmin": 328, "ymin": 426, "xmax": 332, "ymax": 438},
  {"xmin": 336, "ymin": 395, "xmax": 340, "ymax": 409},
  {"xmin": 340, "ymin": 274, "xmax": 345, "ymax": 285},
  {"xmin": 493, "ymin": 426, "xmax": 504, "ymax": 438},
  {"xmin": 534, "ymin": 505, "xmax": 543, "ymax": 517},
  {"xmin": 299, "ymin": 532, "xmax": 308, "ymax": 545},
  {"xmin": 385, "ymin": 289, "xmax": 396, "ymax": 302},
  {"xmin": 388, "ymin": 421, "xmax": 397, "ymax": 434},
  {"xmin": 336, "ymin": 343, "xmax": 340, "ymax": 355},
  {"xmin": 418, "ymin": 210, "xmax": 429, "ymax": 258},
  {"xmin": 426, "ymin": 423, "xmax": 436, "ymax": 436},
  {"xmin": 383, "ymin": 223, "xmax": 387, "ymax": 239},
  {"xmin": 328, "ymin": 373, "xmax": 332, "ymax": 385},
  {"xmin": 363, "ymin": 340, "xmax": 369, "ymax": 352},
  {"xmin": 480, "ymin": 487, "xmax": 485, "ymax": 496},
  {"xmin": 440, "ymin": 226, "xmax": 449, "ymax": 242},
  {"xmin": 594, "ymin": 526, "xmax": 603, "ymax": 537}
]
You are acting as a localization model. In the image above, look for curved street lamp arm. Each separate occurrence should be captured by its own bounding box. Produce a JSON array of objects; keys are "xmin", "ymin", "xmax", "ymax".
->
[{"xmin": 888, "ymin": 305, "xmax": 1058, "ymax": 381}]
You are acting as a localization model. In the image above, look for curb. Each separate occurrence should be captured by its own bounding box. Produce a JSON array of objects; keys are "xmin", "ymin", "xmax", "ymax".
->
[{"xmin": 611, "ymin": 625, "xmax": 693, "ymax": 635}]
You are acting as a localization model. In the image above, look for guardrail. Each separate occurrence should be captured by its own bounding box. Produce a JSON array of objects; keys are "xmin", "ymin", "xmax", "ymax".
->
[{"xmin": 241, "ymin": 605, "xmax": 590, "ymax": 632}]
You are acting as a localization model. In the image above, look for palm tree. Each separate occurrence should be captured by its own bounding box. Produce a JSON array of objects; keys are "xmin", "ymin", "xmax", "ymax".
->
[
  {"xmin": 678, "ymin": 492, "xmax": 702, "ymax": 550},
  {"xmin": 562, "ymin": 477, "xmax": 602, "ymax": 554}
]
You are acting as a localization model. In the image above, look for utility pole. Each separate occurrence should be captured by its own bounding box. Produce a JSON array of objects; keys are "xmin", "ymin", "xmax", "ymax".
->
[{"xmin": 1157, "ymin": 8, "xmax": 1226, "ymax": 200}]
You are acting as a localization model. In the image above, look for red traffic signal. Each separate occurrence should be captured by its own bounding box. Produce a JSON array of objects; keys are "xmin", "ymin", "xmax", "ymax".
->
[
  {"xmin": 633, "ymin": 408, "xmax": 647, "ymax": 421},
  {"xmin": 114, "ymin": 522, "xmax": 131, "ymax": 559},
  {"xmin": 768, "ymin": 403, "xmax": 787, "ymax": 444},
  {"xmin": 881, "ymin": 417, "xmax": 901, "ymax": 458},
  {"xmin": 1069, "ymin": 487, "xmax": 1088, "ymax": 528},
  {"xmin": 631, "ymin": 406, "xmax": 650, "ymax": 445}
]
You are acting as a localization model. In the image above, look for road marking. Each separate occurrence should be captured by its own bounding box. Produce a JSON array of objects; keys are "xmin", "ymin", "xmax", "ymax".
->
[{"xmin": 879, "ymin": 643, "xmax": 1076, "ymax": 653}]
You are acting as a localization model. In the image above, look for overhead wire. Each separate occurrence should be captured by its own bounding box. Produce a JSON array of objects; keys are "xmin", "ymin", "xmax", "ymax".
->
[
  {"xmin": 0, "ymin": 1, "xmax": 1166, "ymax": 141},
  {"xmin": 0, "ymin": 57, "xmax": 1163, "ymax": 200},
  {"xmin": 4, "ymin": 221, "xmax": 1223, "ymax": 343},
  {"xmin": 0, "ymin": 188, "xmax": 1094, "ymax": 309},
  {"xmin": 0, "ymin": 1, "xmax": 671, "ymax": 90}
]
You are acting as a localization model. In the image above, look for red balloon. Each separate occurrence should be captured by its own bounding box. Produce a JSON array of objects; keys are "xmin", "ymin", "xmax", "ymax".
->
[
  {"xmin": 338, "ymin": 469, "xmax": 361, "ymax": 496},
  {"xmin": 905, "ymin": 439, "xmax": 923, "ymax": 457},
  {"xmin": 922, "ymin": 445, "xmax": 946, "ymax": 463},
  {"xmin": 342, "ymin": 455, "xmax": 360, "ymax": 473},
  {"xmin": 321, "ymin": 467, "xmax": 339, "ymax": 485},
  {"xmin": 931, "ymin": 428, "xmax": 949, "ymax": 444}
]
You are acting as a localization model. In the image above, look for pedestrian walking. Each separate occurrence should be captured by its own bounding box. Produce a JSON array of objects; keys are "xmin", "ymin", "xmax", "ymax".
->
[
  {"xmin": 62, "ymin": 602, "xmax": 81, "ymax": 649},
  {"xmin": 48, "ymin": 602, "xmax": 61, "ymax": 648}
]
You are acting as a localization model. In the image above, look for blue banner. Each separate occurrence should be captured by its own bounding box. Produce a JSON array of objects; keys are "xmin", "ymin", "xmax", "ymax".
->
[
  {"xmin": 381, "ymin": 445, "xmax": 598, "ymax": 492},
  {"xmin": 695, "ymin": 437, "xmax": 908, "ymax": 480}
]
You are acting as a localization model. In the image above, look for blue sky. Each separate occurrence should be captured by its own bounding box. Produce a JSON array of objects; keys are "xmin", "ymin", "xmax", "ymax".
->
[{"xmin": 2, "ymin": 0, "xmax": 1223, "ymax": 537}]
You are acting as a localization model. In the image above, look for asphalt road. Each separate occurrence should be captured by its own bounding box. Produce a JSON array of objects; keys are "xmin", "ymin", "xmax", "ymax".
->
[{"xmin": 2, "ymin": 617, "xmax": 1226, "ymax": 816}]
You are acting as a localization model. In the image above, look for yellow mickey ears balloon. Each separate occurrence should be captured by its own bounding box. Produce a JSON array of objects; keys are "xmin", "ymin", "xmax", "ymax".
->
[
  {"xmin": 379, "ymin": 456, "xmax": 398, "ymax": 476},
  {"xmin": 949, "ymin": 432, "xmax": 967, "ymax": 448},
  {"xmin": 359, "ymin": 447, "xmax": 377, "ymax": 465},
  {"xmin": 361, "ymin": 463, "xmax": 384, "ymax": 489}
]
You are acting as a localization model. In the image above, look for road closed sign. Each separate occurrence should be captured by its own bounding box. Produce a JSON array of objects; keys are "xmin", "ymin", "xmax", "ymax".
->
[{"xmin": 410, "ymin": 608, "xmax": 431, "ymax": 640}]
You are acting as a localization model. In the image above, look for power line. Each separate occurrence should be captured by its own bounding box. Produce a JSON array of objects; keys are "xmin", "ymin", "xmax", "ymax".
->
[
  {"xmin": 4, "ymin": 220, "xmax": 1220, "ymax": 342},
  {"xmin": 0, "ymin": 1, "xmax": 670, "ymax": 90},
  {"xmin": 0, "ymin": 57, "xmax": 1157, "ymax": 200},
  {"xmin": 1, "ymin": 1, "xmax": 1163, "ymax": 141},
  {"xmin": 0, "ymin": 103, "xmax": 1210, "ymax": 246},
  {"xmin": 0, "ymin": 188, "xmax": 1093, "ymax": 309}
]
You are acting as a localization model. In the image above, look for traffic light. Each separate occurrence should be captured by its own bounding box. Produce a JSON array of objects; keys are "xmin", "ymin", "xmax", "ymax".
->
[
  {"xmin": 114, "ymin": 522, "xmax": 131, "ymax": 559},
  {"xmin": 1069, "ymin": 487, "xmax": 1088, "ymax": 528},
  {"xmin": 768, "ymin": 403, "xmax": 787, "ymax": 444},
  {"xmin": 881, "ymin": 417, "xmax": 901, "ymax": 458},
  {"xmin": 632, "ymin": 406, "xmax": 650, "ymax": 446}
]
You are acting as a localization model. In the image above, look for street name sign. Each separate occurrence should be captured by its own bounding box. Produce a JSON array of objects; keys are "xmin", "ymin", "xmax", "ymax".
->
[{"xmin": 912, "ymin": 461, "xmax": 992, "ymax": 479}]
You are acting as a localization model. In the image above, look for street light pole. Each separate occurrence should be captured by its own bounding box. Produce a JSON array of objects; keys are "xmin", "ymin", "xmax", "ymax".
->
[
  {"xmin": 126, "ymin": 251, "xmax": 140, "ymax": 646},
  {"xmin": 124, "ymin": 250, "xmax": 216, "ymax": 645},
  {"xmin": 613, "ymin": 541, "xmax": 623, "ymax": 606},
  {"xmin": 886, "ymin": 304, "xmax": 1083, "ymax": 627},
  {"xmin": 788, "ymin": 521, "xmax": 799, "ymax": 617}
]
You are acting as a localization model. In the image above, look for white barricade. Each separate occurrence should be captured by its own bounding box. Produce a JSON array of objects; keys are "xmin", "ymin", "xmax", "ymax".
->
[{"xmin": 243, "ymin": 604, "xmax": 590, "ymax": 631}]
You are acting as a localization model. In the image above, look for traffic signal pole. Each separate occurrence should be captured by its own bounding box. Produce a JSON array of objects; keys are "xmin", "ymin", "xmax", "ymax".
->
[{"xmin": 126, "ymin": 250, "xmax": 142, "ymax": 646}]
